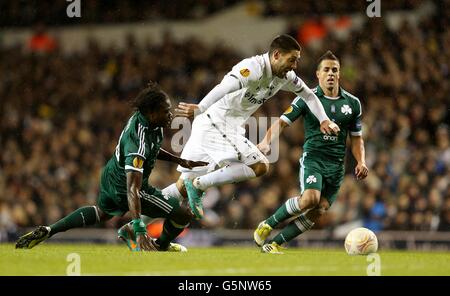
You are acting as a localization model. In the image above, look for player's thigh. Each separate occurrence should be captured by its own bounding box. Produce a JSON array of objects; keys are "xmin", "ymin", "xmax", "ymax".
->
[
  {"xmin": 299, "ymin": 154, "xmax": 323, "ymax": 194},
  {"xmin": 139, "ymin": 187, "xmax": 181, "ymax": 219},
  {"xmin": 321, "ymin": 165, "xmax": 345, "ymax": 206},
  {"xmin": 298, "ymin": 154, "xmax": 324, "ymax": 209},
  {"xmin": 97, "ymin": 177, "xmax": 127, "ymax": 217},
  {"xmin": 236, "ymin": 135, "xmax": 269, "ymax": 168}
]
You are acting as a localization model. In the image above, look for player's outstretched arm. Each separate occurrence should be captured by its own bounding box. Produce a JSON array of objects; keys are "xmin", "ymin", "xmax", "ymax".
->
[
  {"xmin": 299, "ymin": 87, "xmax": 340, "ymax": 135},
  {"xmin": 126, "ymin": 170, "xmax": 156, "ymax": 251},
  {"xmin": 257, "ymin": 118, "xmax": 289, "ymax": 154},
  {"xmin": 157, "ymin": 148, "xmax": 208, "ymax": 169},
  {"xmin": 350, "ymin": 135, "xmax": 368, "ymax": 180},
  {"xmin": 175, "ymin": 76, "xmax": 241, "ymax": 117}
]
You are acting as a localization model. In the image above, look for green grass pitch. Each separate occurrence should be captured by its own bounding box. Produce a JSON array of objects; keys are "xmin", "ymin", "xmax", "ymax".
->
[{"xmin": 1, "ymin": 243, "xmax": 449, "ymax": 276}]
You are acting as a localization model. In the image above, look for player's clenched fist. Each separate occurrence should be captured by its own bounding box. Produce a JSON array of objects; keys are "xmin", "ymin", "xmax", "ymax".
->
[{"xmin": 320, "ymin": 120, "xmax": 340, "ymax": 135}]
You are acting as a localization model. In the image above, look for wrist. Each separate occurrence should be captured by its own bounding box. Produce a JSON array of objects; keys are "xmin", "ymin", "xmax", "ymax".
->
[{"xmin": 132, "ymin": 218, "xmax": 147, "ymax": 235}]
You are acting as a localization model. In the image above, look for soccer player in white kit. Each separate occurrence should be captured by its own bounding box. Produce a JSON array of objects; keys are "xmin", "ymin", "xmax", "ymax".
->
[{"xmin": 170, "ymin": 35, "xmax": 340, "ymax": 219}]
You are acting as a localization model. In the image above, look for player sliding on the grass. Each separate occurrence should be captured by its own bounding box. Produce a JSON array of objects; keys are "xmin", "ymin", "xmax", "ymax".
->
[
  {"xmin": 149, "ymin": 35, "xmax": 340, "ymax": 221},
  {"xmin": 15, "ymin": 82, "xmax": 207, "ymax": 252},
  {"xmin": 254, "ymin": 51, "xmax": 369, "ymax": 254}
]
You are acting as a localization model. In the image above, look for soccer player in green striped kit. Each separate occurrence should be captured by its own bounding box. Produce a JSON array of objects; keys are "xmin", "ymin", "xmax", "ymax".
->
[
  {"xmin": 254, "ymin": 51, "xmax": 369, "ymax": 254},
  {"xmin": 16, "ymin": 82, "xmax": 206, "ymax": 252}
]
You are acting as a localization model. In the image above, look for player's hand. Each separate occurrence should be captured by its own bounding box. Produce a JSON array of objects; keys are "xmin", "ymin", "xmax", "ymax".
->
[
  {"xmin": 178, "ymin": 159, "xmax": 209, "ymax": 169},
  {"xmin": 320, "ymin": 120, "xmax": 340, "ymax": 135},
  {"xmin": 355, "ymin": 162, "xmax": 369, "ymax": 180},
  {"xmin": 257, "ymin": 141, "xmax": 271, "ymax": 155},
  {"xmin": 175, "ymin": 102, "xmax": 199, "ymax": 118},
  {"xmin": 136, "ymin": 234, "xmax": 158, "ymax": 251}
]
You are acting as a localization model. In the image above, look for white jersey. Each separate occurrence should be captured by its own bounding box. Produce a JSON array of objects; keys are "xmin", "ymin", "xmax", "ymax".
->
[{"xmin": 205, "ymin": 53, "xmax": 315, "ymax": 128}]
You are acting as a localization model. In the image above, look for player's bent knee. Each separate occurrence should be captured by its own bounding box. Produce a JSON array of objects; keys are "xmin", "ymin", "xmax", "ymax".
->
[
  {"xmin": 95, "ymin": 206, "xmax": 111, "ymax": 222},
  {"xmin": 300, "ymin": 190, "xmax": 321, "ymax": 210}
]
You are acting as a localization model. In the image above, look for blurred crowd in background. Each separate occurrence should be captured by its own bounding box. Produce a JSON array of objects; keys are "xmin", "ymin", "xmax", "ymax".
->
[
  {"xmin": 0, "ymin": 0, "xmax": 432, "ymax": 27},
  {"xmin": 0, "ymin": 1, "xmax": 449, "ymax": 241},
  {"xmin": 0, "ymin": 0, "xmax": 240, "ymax": 26}
]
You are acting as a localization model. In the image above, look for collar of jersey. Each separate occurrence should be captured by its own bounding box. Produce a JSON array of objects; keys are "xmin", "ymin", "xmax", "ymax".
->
[
  {"xmin": 263, "ymin": 53, "xmax": 272, "ymax": 79},
  {"xmin": 136, "ymin": 111, "xmax": 150, "ymax": 127},
  {"xmin": 316, "ymin": 85, "xmax": 344, "ymax": 98}
]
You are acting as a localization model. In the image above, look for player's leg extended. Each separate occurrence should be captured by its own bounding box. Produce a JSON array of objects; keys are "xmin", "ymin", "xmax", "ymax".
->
[
  {"xmin": 266, "ymin": 198, "xmax": 330, "ymax": 250},
  {"xmin": 15, "ymin": 205, "xmax": 109, "ymax": 249},
  {"xmin": 185, "ymin": 161, "xmax": 266, "ymax": 219},
  {"xmin": 263, "ymin": 167, "xmax": 342, "ymax": 253},
  {"xmin": 255, "ymin": 156, "xmax": 322, "ymax": 246},
  {"xmin": 258, "ymin": 189, "xmax": 321, "ymax": 252},
  {"xmin": 188, "ymin": 136, "xmax": 269, "ymax": 219},
  {"xmin": 162, "ymin": 178, "xmax": 186, "ymax": 201}
]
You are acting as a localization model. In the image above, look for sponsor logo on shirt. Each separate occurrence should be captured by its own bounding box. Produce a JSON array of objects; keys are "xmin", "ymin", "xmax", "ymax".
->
[{"xmin": 323, "ymin": 135, "xmax": 338, "ymax": 141}]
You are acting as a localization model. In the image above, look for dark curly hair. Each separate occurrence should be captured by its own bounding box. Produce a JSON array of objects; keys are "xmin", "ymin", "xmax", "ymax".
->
[{"xmin": 130, "ymin": 81, "xmax": 169, "ymax": 114}]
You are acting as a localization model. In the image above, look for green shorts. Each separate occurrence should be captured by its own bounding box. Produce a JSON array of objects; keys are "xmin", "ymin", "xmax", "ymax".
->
[
  {"xmin": 97, "ymin": 177, "xmax": 181, "ymax": 219},
  {"xmin": 299, "ymin": 152, "xmax": 345, "ymax": 205}
]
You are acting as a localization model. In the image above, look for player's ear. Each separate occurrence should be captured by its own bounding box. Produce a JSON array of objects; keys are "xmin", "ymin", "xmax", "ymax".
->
[
  {"xmin": 272, "ymin": 49, "xmax": 280, "ymax": 60},
  {"xmin": 316, "ymin": 69, "xmax": 320, "ymax": 79}
]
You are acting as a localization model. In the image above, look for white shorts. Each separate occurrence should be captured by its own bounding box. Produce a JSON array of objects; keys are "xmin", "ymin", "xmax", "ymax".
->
[{"xmin": 177, "ymin": 113, "xmax": 267, "ymax": 176}]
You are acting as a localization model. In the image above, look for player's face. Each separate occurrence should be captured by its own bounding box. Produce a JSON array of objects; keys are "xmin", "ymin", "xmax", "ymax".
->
[
  {"xmin": 151, "ymin": 98, "xmax": 173, "ymax": 127},
  {"xmin": 316, "ymin": 60, "xmax": 340, "ymax": 90},
  {"xmin": 273, "ymin": 50, "xmax": 301, "ymax": 78}
]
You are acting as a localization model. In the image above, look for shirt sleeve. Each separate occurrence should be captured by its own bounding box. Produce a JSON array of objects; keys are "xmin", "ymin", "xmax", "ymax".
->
[
  {"xmin": 280, "ymin": 97, "xmax": 307, "ymax": 125},
  {"xmin": 197, "ymin": 75, "xmax": 241, "ymax": 113},
  {"xmin": 124, "ymin": 123, "xmax": 148, "ymax": 173},
  {"xmin": 198, "ymin": 58, "xmax": 262, "ymax": 113},
  {"xmin": 282, "ymin": 72, "xmax": 329, "ymax": 123},
  {"xmin": 226, "ymin": 58, "xmax": 262, "ymax": 89},
  {"xmin": 349, "ymin": 98, "xmax": 363, "ymax": 136}
]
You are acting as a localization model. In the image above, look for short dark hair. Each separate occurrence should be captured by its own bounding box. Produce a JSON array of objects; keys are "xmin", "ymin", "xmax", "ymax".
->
[
  {"xmin": 317, "ymin": 50, "xmax": 340, "ymax": 69},
  {"xmin": 269, "ymin": 34, "xmax": 301, "ymax": 55},
  {"xmin": 131, "ymin": 81, "xmax": 169, "ymax": 114}
]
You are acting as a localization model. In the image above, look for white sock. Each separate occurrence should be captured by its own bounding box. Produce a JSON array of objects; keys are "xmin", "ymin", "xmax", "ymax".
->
[
  {"xmin": 194, "ymin": 162, "xmax": 256, "ymax": 191},
  {"xmin": 162, "ymin": 183, "xmax": 183, "ymax": 200}
]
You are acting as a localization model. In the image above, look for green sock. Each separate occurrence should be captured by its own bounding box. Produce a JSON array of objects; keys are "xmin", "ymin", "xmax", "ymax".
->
[
  {"xmin": 266, "ymin": 197, "xmax": 301, "ymax": 228},
  {"xmin": 156, "ymin": 220, "xmax": 186, "ymax": 250},
  {"xmin": 49, "ymin": 206, "xmax": 99, "ymax": 237},
  {"xmin": 271, "ymin": 214, "xmax": 314, "ymax": 245}
]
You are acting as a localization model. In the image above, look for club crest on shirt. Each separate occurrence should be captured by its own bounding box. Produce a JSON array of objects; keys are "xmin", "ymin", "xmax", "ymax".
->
[
  {"xmin": 240, "ymin": 68, "xmax": 250, "ymax": 77},
  {"xmin": 133, "ymin": 157, "xmax": 144, "ymax": 169},
  {"xmin": 341, "ymin": 104, "xmax": 352, "ymax": 115}
]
